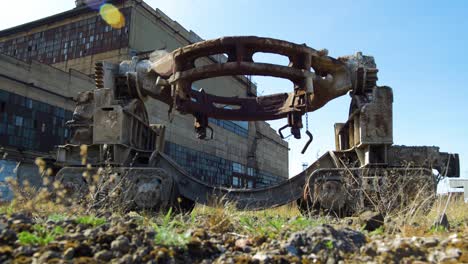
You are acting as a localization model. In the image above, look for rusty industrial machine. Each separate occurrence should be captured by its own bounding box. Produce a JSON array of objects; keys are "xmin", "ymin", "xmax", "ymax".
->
[{"xmin": 54, "ymin": 36, "xmax": 460, "ymax": 215}]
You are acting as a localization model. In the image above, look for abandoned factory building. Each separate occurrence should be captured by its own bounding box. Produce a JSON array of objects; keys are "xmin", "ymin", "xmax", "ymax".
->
[{"xmin": 0, "ymin": 0, "xmax": 289, "ymax": 190}]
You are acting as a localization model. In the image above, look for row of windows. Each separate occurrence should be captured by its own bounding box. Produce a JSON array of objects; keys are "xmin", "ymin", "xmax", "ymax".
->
[
  {"xmin": 0, "ymin": 90, "xmax": 70, "ymax": 117},
  {"xmin": 209, "ymin": 118, "xmax": 249, "ymax": 138},
  {"xmin": 256, "ymin": 171, "xmax": 284, "ymax": 188},
  {"xmin": 232, "ymin": 174, "xmax": 254, "ymax": 188},
  {"xmin": 0, "ymin": 89, "xmax": 72, "ymax": 152},
  {"xmin": 209, "ymin": 103, "xmax": 248, "ymax": 137},
  {"xmin": 0, "ymin": 8, "xmax": 131, "ymax": 64},
  {"xmin": 164, "ymin": 141, "xmax": 284, "ymax": 188},
  {"xmin": 232, "ymin": 162, "xmax": 246, "ymax": 174},
  {"xmin": 191, "ymin": 86, "xmax": 249, "ymax": 138}
]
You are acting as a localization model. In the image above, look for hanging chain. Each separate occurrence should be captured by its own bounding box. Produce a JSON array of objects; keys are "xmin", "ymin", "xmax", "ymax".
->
[{"xmin": 305, "ymin": 111, "xmax": 309, "ymax": 131}]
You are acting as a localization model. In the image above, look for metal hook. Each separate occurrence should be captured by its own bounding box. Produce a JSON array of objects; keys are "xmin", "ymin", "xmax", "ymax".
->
[
  {"xmin": 301, "ymin": 130, "xmax": 313, "ymax": 154},
  {"xmin": 278, "ymin": 124, "xmax": 289, "ymax": 139}
]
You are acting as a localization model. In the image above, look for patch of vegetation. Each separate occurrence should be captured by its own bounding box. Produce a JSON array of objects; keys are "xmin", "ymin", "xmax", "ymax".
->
[
  {"xmin": 266, "ymin": 217, "xmax": 285, "ymax": 232},
  {"xmin": 237, "ymin": 213, "xmax": 328, "ymax": 239},
  {"xmin": 18, "ymin": 224, "xmax": 64, "ymax": 246},
  {"xmin": 152, "ymin": 208, "xmax": 191, "ymax": 247},
  {"xmin": 369, "ymin": 226, "xmax": 385, "ymax": 236},
  {"xmin": 288, "ymin": 216, "xmax": 325, "ymax": 232},
  {"xmin": 75, "ymin": 215, "xmax": 106, "ymax": 227},
  {"xmin": 2, "ymin": 176, "xmax": 85, "ymax": 218},
  {"xmin": 324, "ymin": 240, "xmax": 334, "ymax": 249},
  {"xmin": 239, "ymin": 215, "xmax": 271, "ymax": 237},
  {"xmin": 428, "ymin": 225, "xmax": 448, "ymax": 234},
  {"xmin": 47, "ymin": 213, "xmax": 68, "ymax": 222},
  {"xmin": 0, "ymin": 202, "xmax": 14, "ymax": 216}
]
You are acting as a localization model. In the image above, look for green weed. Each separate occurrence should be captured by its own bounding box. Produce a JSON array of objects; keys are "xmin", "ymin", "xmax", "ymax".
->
[
  {"xmin": 75, "ymin": 215, "xmax": 106, "ymax": 227},
  {"xmin": 238, "ymin": 215, "xmax": 274, "ymax": 238},
  {"xmin": 238, "ymin": 216, "xmax": 259, "ymax": 234},
  {"xmin": 266, "ymin": 217, "xmax": 285, "ymax": 232},
  {"xmin": 47, "ymin": 213, "xmax": 68, "ymax": 222},
  {"xmin": 237, "ymin": 214, "xmax": 328, "ymax": 240},
  {"xmin": 428, "ymin": 225, "xmax": 448, "ymax": 234},
  {"xmin": 288, "ymin": 216, "xmax": 325, "ymax": 231},
  {"xmin": 153, "ymin": 208, "xmax": 191, "ymax": 247},
  {"xmin": 18, "ymin": 224, "xmax": 64, "ymax": 246},
  {"xmin": 324, "ymin": 240, "xmax": 334, "ymax": 249},
  {"xmin": 369, "ymin": 226, "xmax": 385, "ymax": 236}
]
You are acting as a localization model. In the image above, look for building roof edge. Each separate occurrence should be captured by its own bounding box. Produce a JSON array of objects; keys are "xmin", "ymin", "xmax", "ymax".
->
[{"xmin": 0, "ymin": 0, "xmax": 128, "ymax": 38}]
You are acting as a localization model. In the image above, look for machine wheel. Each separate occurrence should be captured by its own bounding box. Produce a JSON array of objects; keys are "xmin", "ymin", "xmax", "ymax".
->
[
  {"xmin": 107, "ymin": 168, "xmax": 176, "ymax": 212},
  {"xmin": 298, "ymin": 167, "xmax": 437, "ymax": 217},
  {"xmin": 297, "ymin": 178, "xmax": 349, "ymax": 217}
]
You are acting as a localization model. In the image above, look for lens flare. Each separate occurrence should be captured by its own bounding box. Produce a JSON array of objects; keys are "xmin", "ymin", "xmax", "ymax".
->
[{"xmin": 100, "ymin": 4, "xmax": 125, "ymax": 29}]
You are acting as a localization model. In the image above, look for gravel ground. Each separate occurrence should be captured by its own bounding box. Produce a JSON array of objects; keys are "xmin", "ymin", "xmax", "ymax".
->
[{"xmin": 0, "ymin": 212, "xmax": 467, "ymax": 264}]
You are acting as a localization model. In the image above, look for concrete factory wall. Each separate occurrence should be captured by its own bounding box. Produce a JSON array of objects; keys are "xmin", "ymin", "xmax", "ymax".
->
[
  {"xmin": 0, "ymin": 0, "xmax": 288, "ymax": 188},
  {"xmin": 0, "ymin": 53, "xmax": 94, "ymax": 187}
]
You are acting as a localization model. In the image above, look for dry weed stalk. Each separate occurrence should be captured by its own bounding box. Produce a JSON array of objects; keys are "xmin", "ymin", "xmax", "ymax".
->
[{"xmin": 1, "ymin": 145, "xmax": 139, "ymax": 217}]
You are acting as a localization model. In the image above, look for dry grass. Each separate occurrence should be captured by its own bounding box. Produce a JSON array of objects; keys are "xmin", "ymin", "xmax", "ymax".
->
[
  {"xmin": 0, "ymin": 156, "xmax": 466, "ymax": 240},
  {"xmin": 1, "ymin": 176, "xmax": 84, "ymax": 218},
  {"xmin": 188, "ymin": 202, "xmax": 329, "ymax": 240},
  {"xmin": 1, "ymin": 186, "xmax": 467, "ymax": 244},
  {"xmin": 428, "ymin": 195, "xmax": 468, "ymax": 226},
  {"xmin": 399, "ymin": 194, "xmax": 468, "ymax": 237}
]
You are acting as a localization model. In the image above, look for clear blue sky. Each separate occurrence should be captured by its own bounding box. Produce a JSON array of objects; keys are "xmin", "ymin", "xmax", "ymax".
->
[{"xmin": 1, "ymin": 0, "xmax": 467, "ymax": 178}]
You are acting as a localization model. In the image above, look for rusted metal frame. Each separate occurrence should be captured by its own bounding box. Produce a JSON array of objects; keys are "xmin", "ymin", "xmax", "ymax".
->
[
  {"xmin": 154, "ymin": 148, "xmax": 343, "ymax": 210},
  {"xmin": 170, "ymin": 62, "xmax": 311, "ymax": 83},
  {"xmin": 170, "ymin": 36, "xmax": 319, "ymax": 95},
  {"xmin": 178, "ymin": 91, "xmax": 293, "ymax": 121},
  {"xmin": 149, "ymin": 37, "xmax": 352, "ymax": 143},
  {"xmin": 155, "ymin": 151, "xmax": 308, "ymax": 210},
  {"xmin": 149, "ymin": 37, "xmax": 352, "ymax": 122},
  {"xmin": 168, "ymin": 38, "xmax": 349, "ymax": 115}
]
